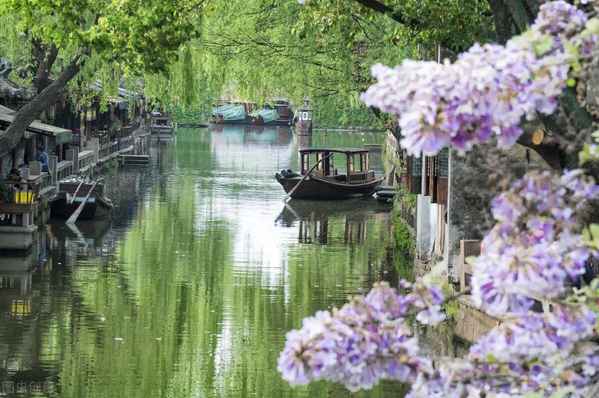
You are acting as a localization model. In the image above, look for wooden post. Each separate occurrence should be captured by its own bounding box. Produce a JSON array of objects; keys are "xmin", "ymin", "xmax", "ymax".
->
[
  {"xmin": 459, "ymin": 240, "xmax": 482, "ymax": 292},
  {"xmin": 421, "ymin": 155, "xmax": 427, "ymax": 195},
  {"xmin": 73, "ymin": 147, "xmax": 80, "ymax": 173},
  {"xmin": 49, "ymin": 155, "xmax": 57, "ymax": 184},
  {"xmin": 29, "ymin": 161, "xmax": 41, "ymax": 176},
  {"xmin": 65, "ymin": 149, "xmax": 75, "ymax": 176},
  {"xmin": 346, "ymin": 155, "xmax": 352, "ymax": 179},
  {"xmin": 316, "ymin": 152, "xmax": 322, "ymax": 173}
]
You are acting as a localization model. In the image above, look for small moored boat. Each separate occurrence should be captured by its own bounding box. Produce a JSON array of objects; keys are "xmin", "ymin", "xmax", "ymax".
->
[
  {"xmin": 150, "ymin": 112, "xmax": 174, "ymax": 135},
  {"xmin": 50, "ymin": 178, "xmax": 113, "ymax": 220},
  {"xmin": 275, "ymin": 148, "xmax": 383, "ymax": 200},
  {"xmin": 211, "ymin": 99, "xmax": 294, "ymax": 126}
]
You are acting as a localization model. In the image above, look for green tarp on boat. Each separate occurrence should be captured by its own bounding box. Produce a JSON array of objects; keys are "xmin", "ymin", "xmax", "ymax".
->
[
  {"xmin": 250, "ymin": 108, "xmax": 279, "ymax": 124},
  {"xmin": 212, "ymin": 103, "xmax": 235, "ymax": 115},
  {"xmin": 212, "ymin": 104, "xmax": 246, "ymax": 121}
]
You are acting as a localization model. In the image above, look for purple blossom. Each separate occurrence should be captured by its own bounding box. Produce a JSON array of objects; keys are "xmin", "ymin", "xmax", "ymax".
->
[
  {"xmin": 277, "ymin": 281, "xmax": 442, "ymax": 390},
  {"xmin": 360, "ymin": 1, "xmax": 597, "ymax": 157},
  {"xmin": 532, "ymin": 0, "xmax": 588, "ymax": 38},
  {"xmin": 473, "ymin": 171, "xmax": 598, "ymax": 316},
  {"xmin": 470, "ymin": 307, "xmax": 596, "ymax": 363}
]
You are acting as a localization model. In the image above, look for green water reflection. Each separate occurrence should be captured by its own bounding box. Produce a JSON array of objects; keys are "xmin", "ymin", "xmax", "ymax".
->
[{"xmin": 0, "ymin": 126, "xmax": 405, "ymax": 397}]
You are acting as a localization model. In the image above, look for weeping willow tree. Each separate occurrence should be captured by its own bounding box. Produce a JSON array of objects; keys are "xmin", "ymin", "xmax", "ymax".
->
[{"xmin": 143, "ymin": 0, "xmax": 491, "ymax": 127}]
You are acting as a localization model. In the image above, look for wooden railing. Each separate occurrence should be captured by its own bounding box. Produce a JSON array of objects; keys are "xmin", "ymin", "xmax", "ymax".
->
[
  {"xmin": 121, "ymin": 123, "xmax": 139, "ymax": 138},
  {"xmin": 78, "ymin": 150, "xmax": 95, "ymax": 172},
  {"xmin": 98, "ymin": 133, "xmax": 119, "ymax": 160},
  {"xmin": 55, "ymin": 161, "xmax": 74, "ymax": 182},
  {"xmin": 38, "ymin": 172, "xmax": 52, "ymax": 192},
  {"xmin": 119, "ymin": 135, "xmax": 133, "ymax": 150}
]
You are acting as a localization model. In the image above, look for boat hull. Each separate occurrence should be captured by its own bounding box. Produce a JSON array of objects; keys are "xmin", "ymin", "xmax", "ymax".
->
[
  {"xmin": 50, "ymin": 191, "xmax": 113, "ymax": 220},
  {"xmin": 211, "ymin": 118, "xmax": 292, "ymax": 126},
  {"xmin": 276, "ymin": 174, "xmax": 383, "ymax": 200},
  {"xmin": 50, "ymin": 194, "xmax": 97, "ymax": 220}
]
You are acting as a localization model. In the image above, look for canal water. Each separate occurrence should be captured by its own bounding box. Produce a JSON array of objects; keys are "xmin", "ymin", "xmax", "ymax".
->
[{"xmin": 0, "ymin": 126, "xmax": 406, "ymax": 397}]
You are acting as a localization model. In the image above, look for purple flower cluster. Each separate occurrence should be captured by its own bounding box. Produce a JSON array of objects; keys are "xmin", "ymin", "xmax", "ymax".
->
[
  {"xmin": 360, "ymin": 1, "xmax": 595, "ymax": 156},
  {"xmin": 472, "ymin": 170, "xmax": 599, "ymax": 316},
  {"xmin": 533, "ymin": 0, "xmax": 588, "ymax": 38},
  {"xmin": 470, "ymin": 306, "xmax": 596, "ymax": 364},
  {"xmin": 279, "ymin": 170, "xmax": 599, "ymax": 395},
  {"xmin": 407, "ymin": 306, "xmax": 598, "ymax": 397},
  {"xmin": 277, "ymin": 281, "xmax": 444, "ymax": 391}
]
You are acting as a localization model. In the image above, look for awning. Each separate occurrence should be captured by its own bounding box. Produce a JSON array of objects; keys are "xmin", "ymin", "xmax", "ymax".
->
[
  {"xmin": 0, "ymin": 78, "xmax": 34, "ymax": 100},
  {"xmin": 0, "ymin": 105, "xmax": 73, "ymax": 145}
]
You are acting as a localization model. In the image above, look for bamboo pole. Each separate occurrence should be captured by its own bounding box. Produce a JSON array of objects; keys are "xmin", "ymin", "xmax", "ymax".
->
[
  {"xmin": 284, "ymin": 153, "xmax": 332, "ymax": 201},
  {"xmin": 66, "ymin": 181, "xmax": 97, "ymax": 224},
  {"xmin": 69, "ymin": 180, "xmax": 85, "ymax": 205}
]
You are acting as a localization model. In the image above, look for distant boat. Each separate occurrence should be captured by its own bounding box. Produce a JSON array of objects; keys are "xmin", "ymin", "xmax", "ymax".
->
[
  {"xmin": 275, "ymin": 148, "xmax": 383, "ymax": 200},
  {"xmin": 211, "ymin": 100, "xmax": 293, "ymax": 126},
  {"xmin": 211, "ymin": 103, "xmax": 249, "ymax": 124},
  {"xmin": 250, "ymin": 108, "xmax": 279, "ymax": 124},
  {"xmin": 150, "ymin": 112, "xmax": 174, "ymax": 135},
  {"xmin": 50, "ymin": 178, "xmax": 113, "ymax": 220}
]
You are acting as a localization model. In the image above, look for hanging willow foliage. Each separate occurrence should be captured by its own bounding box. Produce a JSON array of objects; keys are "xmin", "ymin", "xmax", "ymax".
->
[
  {"xmin": 140, "ymin": 0, "xmax": 490, "ymax": 126},
  {"xmin": 181, "ymin": 45, "xmax": 197, "ymax": 108}
]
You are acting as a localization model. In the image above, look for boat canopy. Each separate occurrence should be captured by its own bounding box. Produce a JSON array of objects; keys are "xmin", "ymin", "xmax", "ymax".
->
[
  {"xmin": 299, "ymin": 148, "xmax": 371, "ymax": 176},
  {"xmin": 212, "ymin": 103, "xmax": 235, "ymax": 114},
  {"xmin": 213, "ymin": 104, "xmax": 246, "ymax": 121},
  {"xmin": 251, "ymin": 108, "xmax": 279, "ymax": 123}
]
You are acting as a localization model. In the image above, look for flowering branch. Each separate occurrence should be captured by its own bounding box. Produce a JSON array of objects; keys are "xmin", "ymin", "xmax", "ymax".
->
[
  {"xmin": 279, "ymin": 2, "xmax": 599, "ymax": 396},
  {"xmin": 360, "ymin": 1, "xmax": 598, "ymax": 158}
]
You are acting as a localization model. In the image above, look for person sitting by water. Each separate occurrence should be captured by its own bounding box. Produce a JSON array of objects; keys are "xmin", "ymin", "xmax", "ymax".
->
[
  {"xmin": 7, "ymin": 168, "xmax": 23, "ymax": 183},
  {"xmin": 6, "ymin": 168, "xmax": 25, "ymax": 194},
  {"xmin": 37, "ymin": 146, "xmax": 49, "ymax": 172}
]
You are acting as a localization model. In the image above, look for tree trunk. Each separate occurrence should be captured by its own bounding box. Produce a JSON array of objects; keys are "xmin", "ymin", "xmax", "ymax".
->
[
  {"xmin": 488, "ymin": 0, "xmax": 513, "ymax": 43},
  {"xmin": 0, "ymin": 54, "xmax": 84, "ymax": 157},
  {"xmin": 32, "ymin": 41, "xmax": 59, "ymax": 93}
]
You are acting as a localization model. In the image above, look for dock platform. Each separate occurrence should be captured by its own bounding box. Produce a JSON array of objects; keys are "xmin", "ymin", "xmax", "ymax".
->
[{"xmin": 119, "ymin": 154, "xmax": 150, "ymax": 165}]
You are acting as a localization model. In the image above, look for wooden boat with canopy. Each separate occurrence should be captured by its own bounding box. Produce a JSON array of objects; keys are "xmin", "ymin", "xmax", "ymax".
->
[
  {"xmin": 50, "ymin": 178, "xmax": 113, "ymax": 220},
  {"xmin": 275, "ymin": 148, "xmax": 383, "ymax": 200}
]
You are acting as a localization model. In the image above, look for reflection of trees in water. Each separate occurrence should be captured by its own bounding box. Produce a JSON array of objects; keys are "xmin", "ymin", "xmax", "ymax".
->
[
  {"xmin": 0, "ymin": 164, "xmax": 156, "ymax": 397},
  {"xmin": 0, "ymin": 127, "xmax": 410, "ymax": 398},
  {"xmin": 0, "ymin": 241, "xmax": 55, "ymax": 391}
]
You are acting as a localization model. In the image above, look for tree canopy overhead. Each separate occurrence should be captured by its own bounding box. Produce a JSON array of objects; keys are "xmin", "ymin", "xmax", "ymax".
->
[
  {"xmin": 0, "ymin": 0, "xmax": 205, "ymax": 155},
  {"xmin": 148, "ymin": 0, "xmax": 492, "ymax": 126}
]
